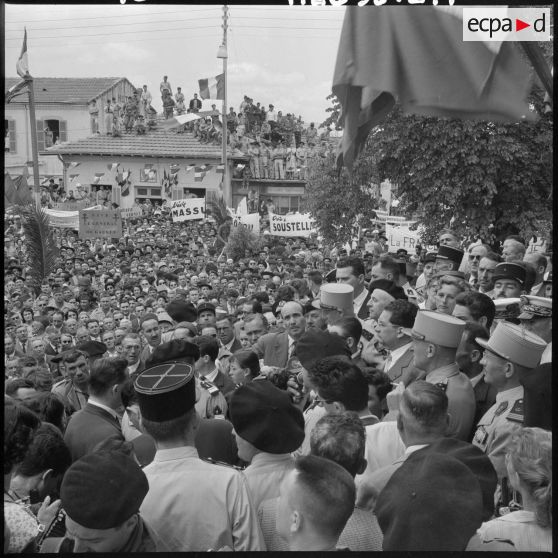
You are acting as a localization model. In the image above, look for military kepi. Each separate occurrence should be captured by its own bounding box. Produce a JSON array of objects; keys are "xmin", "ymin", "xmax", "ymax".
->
[
  {"xmin": 134, "ymin": 362, "xmax": 196, "ymax": 422},
  {"xmin": 436, "ymin": 245, "xmax": 464, "ymax": 266},
  {"xmin": 475, "ymin": 321, "xmax": 546, "ymax": 369},
  {"xmin": 408, "ymin": 310, "xmax": 465, "ymax": 348}
]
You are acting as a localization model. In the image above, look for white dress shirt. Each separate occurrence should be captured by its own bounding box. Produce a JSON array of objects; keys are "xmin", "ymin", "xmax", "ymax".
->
[{"xmin": 384, "ymin": 342, "xmax": 413, "ymax": 372}]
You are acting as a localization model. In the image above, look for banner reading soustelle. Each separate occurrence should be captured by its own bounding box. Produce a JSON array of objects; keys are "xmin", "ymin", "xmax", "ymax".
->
[
  {"xmin": 269, "ymin": 212, "xmax": 316, "ymax": 238},
  {"xmin": 170, "ymin": 198, "xmax": 206, "ymax": 222}
]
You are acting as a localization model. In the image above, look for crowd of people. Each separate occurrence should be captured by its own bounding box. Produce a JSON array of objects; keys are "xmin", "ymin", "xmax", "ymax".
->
[{"xmin": 3, "ymin": 202, "xmax": 553, "ymax": 551}]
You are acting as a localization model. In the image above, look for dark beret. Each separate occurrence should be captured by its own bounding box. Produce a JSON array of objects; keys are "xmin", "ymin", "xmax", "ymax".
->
[
  {"xmin": 61, "ymin": 450, "xmax": 148, "ymax": 529},
  {"xmin": 146, "ymin": 339, "xmax": 200, "ymax": 368},
  {"xmin": 368, "ymin": 279, "xmax": 407, "ymax": 300},
  {"xmin": 230, "ymin": 380, "xmax": 305, "ymax": 453},
  {"xmin": 139, "ymin": 313, "xmax": 159, "ymax": 327},
  {"xmin": 166, "ymin": 300, "xmax": 197, "ymax": 323},
  {"xmin": 376, "ymin": 451, "xmax": 483, "ymax": 551},
  {"xmin": 295, "ymin": 330, "xmax": 351, "ymax": 371},
  {"xmin": 75, "ymin": 340, "xmax": 107, "ymax": 358}
]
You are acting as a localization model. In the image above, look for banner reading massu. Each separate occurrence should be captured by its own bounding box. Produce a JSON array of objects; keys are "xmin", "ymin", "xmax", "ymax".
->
[
  {"xmin": 170, "ymin": 198, "xmax": 206, "ymax": 222},
  {"xmin": 269, "ymin": 212, "xmax": 316, "ymax": 238}
]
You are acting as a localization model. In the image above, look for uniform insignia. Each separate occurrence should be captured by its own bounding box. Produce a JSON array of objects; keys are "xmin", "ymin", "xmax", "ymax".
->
[
  {"xmin": 434, "ymin": 379, "xmax": 448, "ymax": 393},
  {"xmin": 200, "ymin": 379, "xmax": 220, "ymax": 395},
  {"xmin": 202, "ymin": 457, "xmax": 244, "ymax": 471},
  {"xmin": 494, "ymin": 401, "xmax": 509, "ymax": 416},
  {"xmin": 473, "ymin": 426, "xmax": 489, "ymax": 447},
  {"xmin": 507, "ymin": 399, "xmax": 524, "ymax": 423}
]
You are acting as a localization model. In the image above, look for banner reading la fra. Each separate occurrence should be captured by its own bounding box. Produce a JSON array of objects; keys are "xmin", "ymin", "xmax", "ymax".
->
[
  {"xmin": 170, "ymin": 198, "xmax": 206, "ymax": 222},
  {"xmin": 269, "ymin": 212, "xmax": 316, "ymax": 238}
]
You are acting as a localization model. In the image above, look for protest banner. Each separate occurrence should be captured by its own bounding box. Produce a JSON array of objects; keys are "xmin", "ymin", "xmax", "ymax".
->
[
  {"xmin": 385, "ymin": 222, "xmax": 421, "ymax": 252},
  {"xmin": 51, "ymin": 200, "xmax": 90, "ymax": 211},
  {"xmin": 526, "ymin": 236, "xmax": 548, "ymax": 254},
  {"xmin": 44, "ymin": 208, "xmax": 80, "ymax": 229},
  {"xmin": 231, "ymin": 212, "xmax": 260, "ymax": 235},
  {"xmin": 120, "ymin": 206, "xmax": 143, "ymax": 220},
  {"xmin": 269, "ymin": 212, "xmax": 316, "ymax": 238},
  {"xmin": 170, "ymin": 198, "xmax": 206, "ymax": 222},
  {"xmin": 78, "ymin": 209, "xmax": 123, "ymax": 239}
]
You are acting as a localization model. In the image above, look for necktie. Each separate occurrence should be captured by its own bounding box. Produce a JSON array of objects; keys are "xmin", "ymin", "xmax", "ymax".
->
[{"xmin": 384, "ymin": 353, "xmax": 392, "ymax": 372}]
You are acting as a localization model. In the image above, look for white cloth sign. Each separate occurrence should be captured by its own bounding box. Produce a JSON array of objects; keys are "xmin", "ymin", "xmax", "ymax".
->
[
  {"xmin": 170, "ymin": 198, "xmax": 206, "ymax": 222},
  {"xmin": 269, "ymin": 212, "xmax": 316, "ymax": 238},
  {"xmin": 44, "ymin": 208, "xmax": 80, "ymax": 229},
  {"xmin": 120, "ymin": 206, "xmax": 143, "ymax": 220},
  {"xmin": 385, "ymin": 223, "xmax": 420, "ymax": 252},
  {"xmin": 231, "ymin": 212, "xmax": 260, "ymax": 235}
]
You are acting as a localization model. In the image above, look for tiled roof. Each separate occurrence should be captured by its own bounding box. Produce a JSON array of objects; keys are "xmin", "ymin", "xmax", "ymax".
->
[
  {"xmin": 44, "ymin": 126, "xmax": 240, "ymax": 160},
  {"xmin": 5, "ymin": 77, "xmax": 134, "ymax": 104}
]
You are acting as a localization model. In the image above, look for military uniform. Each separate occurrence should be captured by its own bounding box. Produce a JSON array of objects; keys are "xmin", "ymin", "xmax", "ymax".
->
[
  {"xmin": 134, "ymin": 362, "xmax": 265, "ymax": 552},
  {"xmin": 472, "ymin": 386, "xmax": 524, "ymax": 479},
  {"xmin": 425, "ymin": 362, "xmax": 476, "ymax": 441}
]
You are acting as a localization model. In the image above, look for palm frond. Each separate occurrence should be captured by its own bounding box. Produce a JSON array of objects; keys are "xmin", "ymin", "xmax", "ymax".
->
[
  {"xmin": 13, "ymin": 203, "xmax": 60, "ymax": 294},
  {"xmin": 206, "ymin": 191, "xmax": 231, "ymax": 226}
]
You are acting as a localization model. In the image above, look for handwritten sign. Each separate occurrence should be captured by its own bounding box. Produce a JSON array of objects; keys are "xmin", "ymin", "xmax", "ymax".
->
[
  {"xmin": 78, "ymin": 209, "xmax": 123, "ymax": 239},
  {"xmin": 51, "ymin": 200, "xmax": 89, "ymax": 211},
  {"xmin": 120, "ymin": 206, "xmax": 143, "ymax": 220},
  {"xmin": 231, "ymin": 212, "xmax": 260, "ymax": 235},
  {"xmin": 526, "ymin": 236, "xmax": 548, "ymax": 254},
  {"xmin": 170, "ymin": 198, "xmax": 206, "ymax": 222},
  {"xmin": 269, "ymin": 212, "xmax": 316, "ymax": 238},
  {"xmin": 385, "ymin": 223, "xmax": 420, "ymax": 252}
]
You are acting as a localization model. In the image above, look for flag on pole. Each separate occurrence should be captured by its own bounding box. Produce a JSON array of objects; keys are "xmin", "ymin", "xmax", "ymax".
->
[
  {"xmin": 5, "ymin": 79, "xmax": 29, "ymax": 104},
  {"xmin": 186, "ymin": 164, "xmax": 195, "ymax": 172},
  {"xmin": 332, "ymin": 6, "xmax": 535, "ymax": 170},
  {"xmin": 16, "ymin": 28, "xmax": 29, "ymax": 78},
  {"xmin": 107, "ymin": 163, "xmax": 119, "ymax": 172},
  {"xmin": 158, "ymin": 112, "xmax": 204, "ymax": 131},
  {"xmin": 236, "ymin": 197, "xmax": 248, "ymax": 216},
  {"xmin": 198, "ymin": 73, "xmax": 225, "ymax": 100}
]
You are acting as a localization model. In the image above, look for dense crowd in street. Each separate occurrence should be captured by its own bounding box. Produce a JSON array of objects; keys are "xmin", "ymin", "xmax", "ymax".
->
[{"xmin": 3, "ymin": 201, "xmax": 553, "ymax": 552}]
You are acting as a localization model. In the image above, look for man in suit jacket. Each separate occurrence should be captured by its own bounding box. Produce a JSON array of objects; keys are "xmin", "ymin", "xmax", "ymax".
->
[
  {"xmin": 375, "ymin": 300, "xmax": 419, "ymax": 386},
  {"xmin": 195, "ymin": 335, "xmax": 236, "ymax": 396},
  {"xmin": 64, "ymin": 357, "xmax": 128, "ymax": 461},
  {"xmin": 253, "ymin": 301, "xmax": 307, "ymax": 369},
  {"xmin": 335, "ymin": 256, "xmax": 371, "ymax": 320},
  {"xmin": 216, "ymin": 317, "xmax": 242, "ymax": 357}
]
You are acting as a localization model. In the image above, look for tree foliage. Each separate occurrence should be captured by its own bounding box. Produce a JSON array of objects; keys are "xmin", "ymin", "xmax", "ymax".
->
[
  {"xmin": 225, "ymin": 225, "xmax": 263, "ymax": 262},
  {"xmin": 303, "ymin": 153, "xmax": 382, "ymax": 245},
  {"xmin": 320, "ymin": 93, "xmax": 342, "ymax": 131},
  {"xmin": 316, "ymin": 45, "xmax": 553, "ymax": 245}
]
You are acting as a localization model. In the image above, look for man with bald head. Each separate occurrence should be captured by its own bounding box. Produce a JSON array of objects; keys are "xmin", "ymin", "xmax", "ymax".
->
[{"xmin": 253, "ymin": 301, "xmax": 306, "ymax": 368}]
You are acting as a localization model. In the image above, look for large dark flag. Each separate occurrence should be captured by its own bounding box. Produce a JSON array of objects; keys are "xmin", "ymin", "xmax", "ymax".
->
[{"xmin": 332, "ymin": 6, "xmax": 535, "ymax": 170}]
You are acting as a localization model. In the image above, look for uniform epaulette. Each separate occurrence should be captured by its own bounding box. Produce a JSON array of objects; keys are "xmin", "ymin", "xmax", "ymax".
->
[
  {"xmin": 507, "ymin": 399, "xmax": 524, "ymax": 423},
  {"xmin": 202, "ymin": 457, "xmax": 245, "ymax": 471},
  {"xmin": 200, "ymin": 379, "xmax": 220, "ymax": 395}
]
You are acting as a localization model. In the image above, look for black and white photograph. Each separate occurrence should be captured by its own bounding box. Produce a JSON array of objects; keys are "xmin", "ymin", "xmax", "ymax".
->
[{"xmin": 4, "ymin": 1, "xmax": 553, "ymax": 553}]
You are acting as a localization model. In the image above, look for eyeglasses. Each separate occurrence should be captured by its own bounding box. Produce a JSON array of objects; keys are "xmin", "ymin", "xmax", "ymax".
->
[{"xmin": 469, "ymin": 255, "xmax": 482, "ymax": 260}]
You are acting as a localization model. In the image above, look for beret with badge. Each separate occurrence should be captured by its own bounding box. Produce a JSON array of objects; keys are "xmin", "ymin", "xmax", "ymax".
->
[
  {"xmin": 145, "ymin": 339, "xmax": 200, "ymax": 368},
  {"xmin": 135, "ymin": 362, "xmax": 197, "ymax": 422}
]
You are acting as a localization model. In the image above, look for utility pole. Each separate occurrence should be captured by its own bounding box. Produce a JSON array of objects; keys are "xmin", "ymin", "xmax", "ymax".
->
[
  {"xmin": 25, "ymin": 75, "xmax": 41, "ymax": 209},
  {"xmin": 218, "ymin": 5, "xmax": 229, "ymax": 200}
]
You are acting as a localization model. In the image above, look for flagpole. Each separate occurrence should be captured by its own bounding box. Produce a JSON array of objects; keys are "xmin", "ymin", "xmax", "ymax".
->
[
  {"xmin": 25, "ymin": 75, "xmax": 41, "ymax": 209},
  {"xmin": 218, "ymin": 5, "xmax": 229, "ymax": 202}
]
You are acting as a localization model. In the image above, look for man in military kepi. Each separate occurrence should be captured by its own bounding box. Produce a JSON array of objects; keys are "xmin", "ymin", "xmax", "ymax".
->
[
  {"xmin": 135, "ymin": 362, "xmax": 265, "ymax": 551},
  {"xmin": 472, "ymin": 321, "xmax": 546, "ymax": 479},
  {"xmin": 518, "ymin": 295, "xmax": 552, "ymax": 364},
  {"xmin": 435, "ymin": 245, "xmax": 464, "ymax": 274},
  {"xmin": 404, "ymin": 310, "xmax": 475, "ymax": 441}
]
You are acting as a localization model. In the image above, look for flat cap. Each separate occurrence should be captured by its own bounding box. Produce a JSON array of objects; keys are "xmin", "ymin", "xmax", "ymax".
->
[
  {"xmin": 134, "ymin": 362, "xmax": 196, "ymax": 422},
  {"xmin": 61, "ymin": 450, "xmax": 148, "ymax": 530},
  {"xmin": 230, "ymin": 380, "xmax": 304, "ymax": 454},
  {"xmin": 75, "ymin": 340, "xmax": 107, "ymax": 358},
  {"xmin": 166, "ymin": 300, "xmax": 197, "ymax": 323}
]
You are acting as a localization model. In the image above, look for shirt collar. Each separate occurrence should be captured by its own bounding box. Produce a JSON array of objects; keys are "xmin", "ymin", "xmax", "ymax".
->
[
  {"xmin": 496, "ymin": 385, "xmax": 523, "ymax": 402},
  {"xmin": 386, "ymin": 342, "xmax": 413, "ymax": 368},
  {"xmin": 88, "ymin": 398, "xmax": 119, "ymax": 420},
  {"xmin": 154, "ymin": 446, "xmax": 198, "ymax": 462},
  {"xmin": 204, "ymin": 367, "xmax": 219, "ymax": 384}
]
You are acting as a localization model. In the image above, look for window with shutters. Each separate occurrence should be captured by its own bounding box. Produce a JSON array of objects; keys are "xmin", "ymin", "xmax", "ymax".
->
[
  {"xmin": 5, "ymin": 119, "xmax": 16, "ymax": 153},
  {"xmin": 38, "ymin": 118, "xmax": 67, "ymax": 150}
]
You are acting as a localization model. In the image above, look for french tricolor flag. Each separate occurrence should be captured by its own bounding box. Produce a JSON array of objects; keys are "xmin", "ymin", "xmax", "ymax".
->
[{"xmin": 198, "ymin": 73, "xmax": 225, "ymax": 100}]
